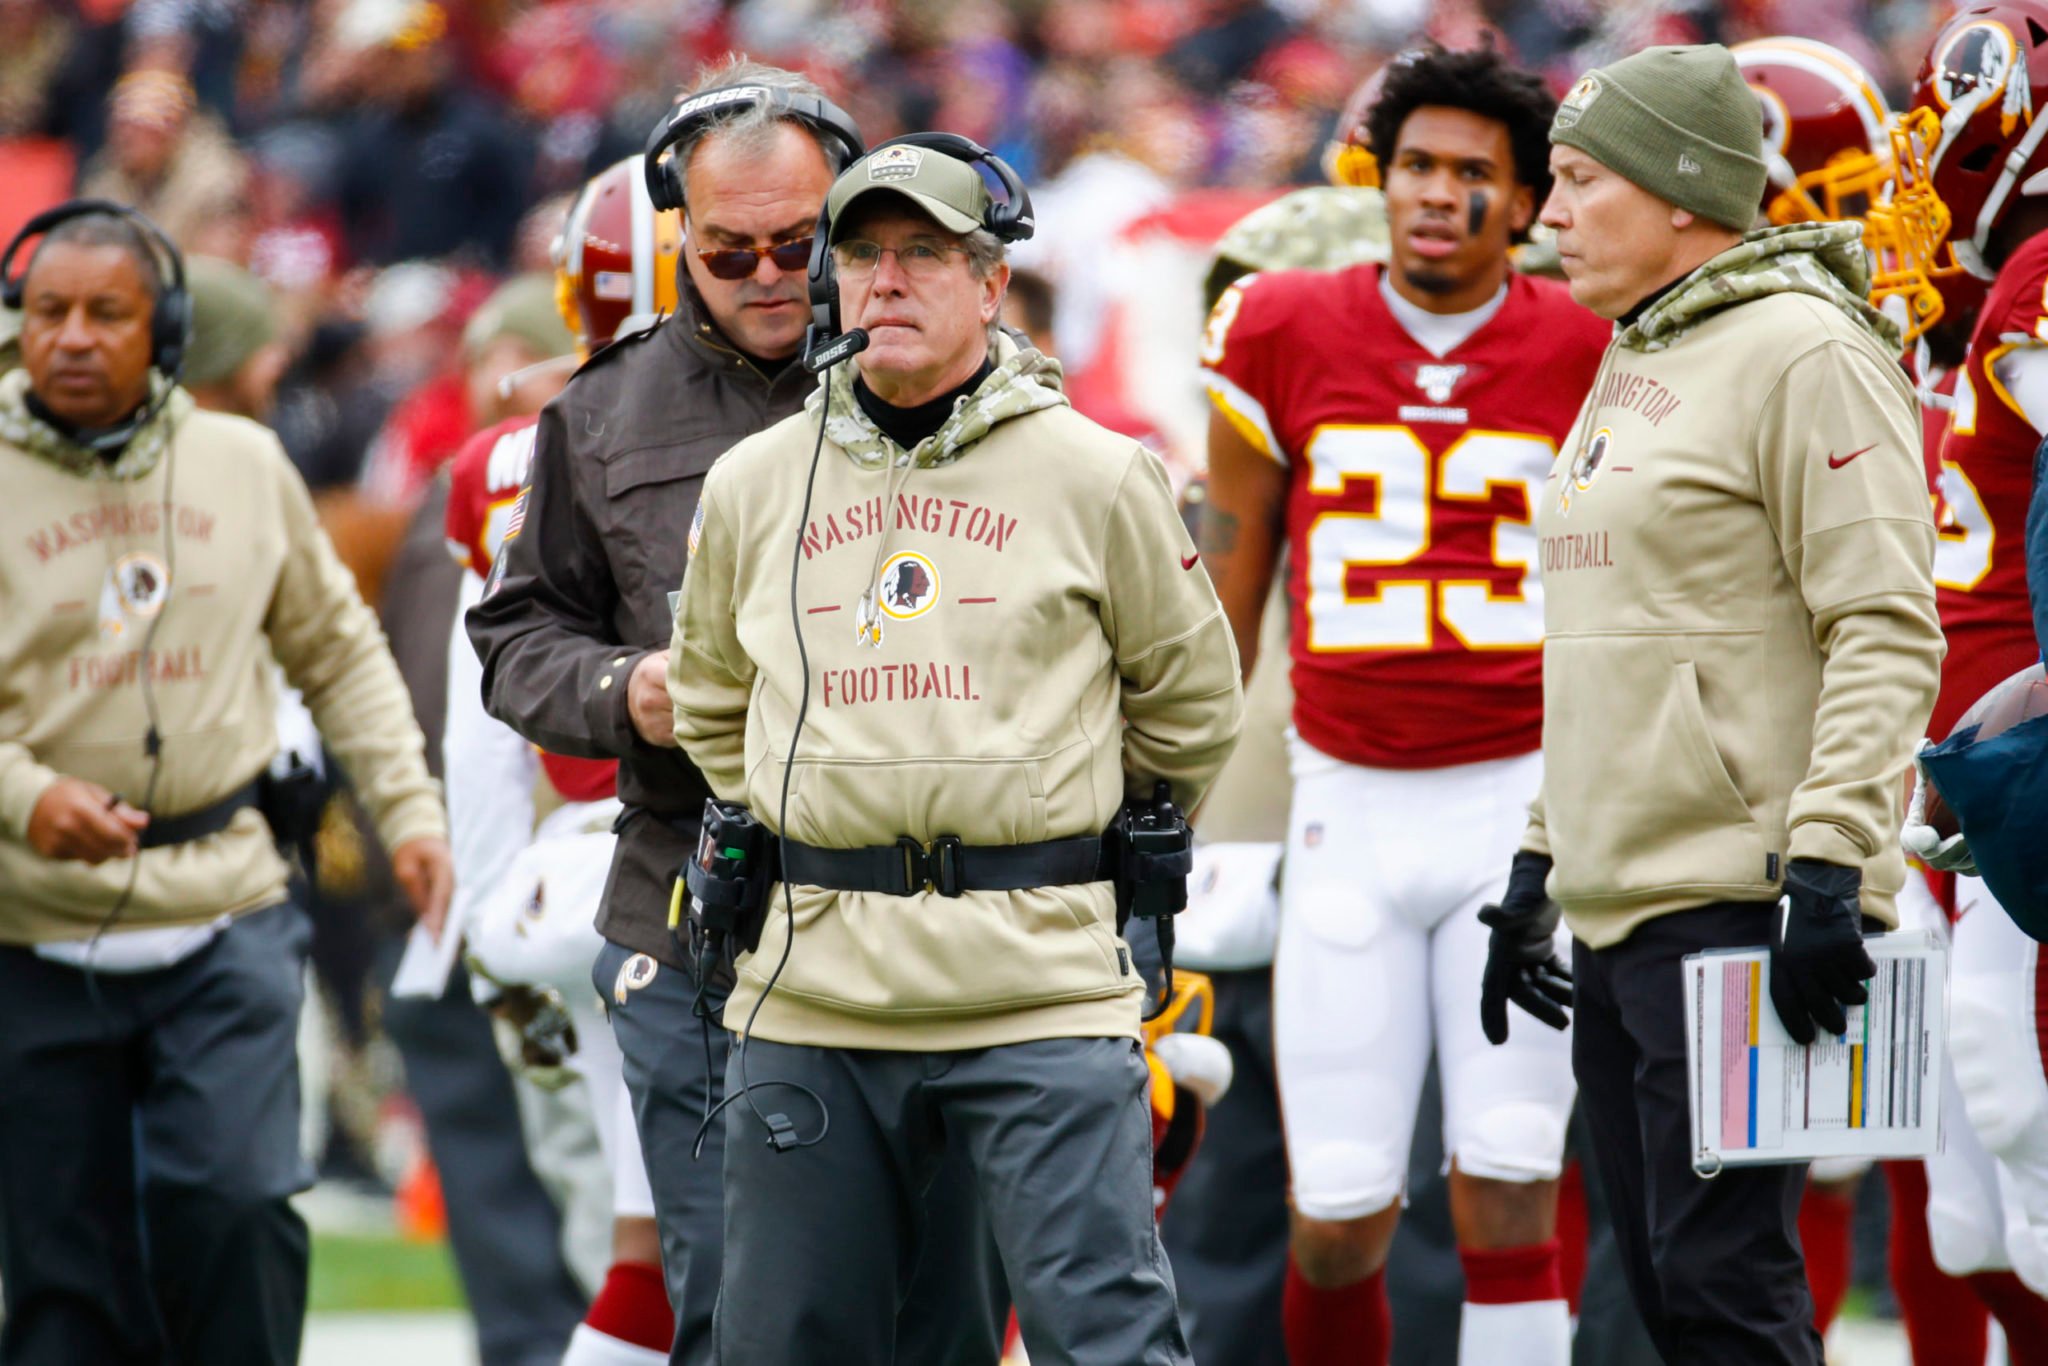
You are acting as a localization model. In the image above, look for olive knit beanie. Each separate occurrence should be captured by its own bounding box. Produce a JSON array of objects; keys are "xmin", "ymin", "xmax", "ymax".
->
[{"xmin": 1549, "ymin": 44, "xmax": 1768, "ymax": 231}]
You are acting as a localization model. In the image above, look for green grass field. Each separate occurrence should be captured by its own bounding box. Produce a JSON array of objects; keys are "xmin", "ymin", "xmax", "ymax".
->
[{"xmin": 310, "ymin": 1233, "xmax": 466, "ymax": 1314}]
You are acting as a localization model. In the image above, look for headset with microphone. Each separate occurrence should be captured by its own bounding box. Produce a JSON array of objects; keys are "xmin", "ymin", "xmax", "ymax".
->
[
  {"xmin": 2, "ymin": 200, "xmax": 191, "ymax": 1005},
  {"xmin": 644, "ymin": 84, "xmax": 865, "ymax": 217},
  {"xmin": 1, "ymin": 198, "xmax": 191, "ymax": 453},
  {"xmin": 801, "ymin": 132, "xmax": 1036, "ymax": 373}
]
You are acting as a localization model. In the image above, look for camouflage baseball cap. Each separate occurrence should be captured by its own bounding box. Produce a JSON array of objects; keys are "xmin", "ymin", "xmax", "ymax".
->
[{"xmin": 827, "ymin": 142, "xmax": 992, "ymax": 242}]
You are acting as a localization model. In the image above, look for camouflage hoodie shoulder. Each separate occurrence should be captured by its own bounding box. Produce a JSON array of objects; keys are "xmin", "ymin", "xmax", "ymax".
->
[
  {"xmin": 810, "ymin": 331, "xmax": 1068, "ymax": 472},
  {"xmin": 1619, "ymin": 221, "xmax": 1903, "ymax": 356}
]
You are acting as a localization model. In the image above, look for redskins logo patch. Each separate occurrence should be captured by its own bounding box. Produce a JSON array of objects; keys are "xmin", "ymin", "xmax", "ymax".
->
[
  {"xmin": 613, "ymin": 952, "xmax": 658, "ymax": 1005},
  {"xmin": 877, "ymin": 550, "xmax": 940, "ymax": 620},
  {"xmin": 1555, "ymin": 74, "xmax": 1601, "ymax": 129},
  {"xmin": 99, "ymin": 552, "xmax": 170, "ymax": 639},
  {"xmin": 868, "ymin": 144, "xmax": 926, "ymax": 183},
  {"xmin": 114, "ymin": 552, "xmax": 170, "ymax": 617},
  {"xmin": 1558, "ymin": 428, "xmax": 1613, "ymax": 515}
]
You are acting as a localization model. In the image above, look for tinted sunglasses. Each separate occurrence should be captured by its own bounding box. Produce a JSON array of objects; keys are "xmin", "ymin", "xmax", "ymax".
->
[{"xmin": 695, "ymin": 236, "xmax": 814, "ymax": 281}]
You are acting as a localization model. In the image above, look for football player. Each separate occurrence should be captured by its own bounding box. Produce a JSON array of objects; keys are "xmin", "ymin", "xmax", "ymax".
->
[
  {"xmin": 1892, "ymin": 2, "xmax": 2048, "ymax": 1341},
  {"xmin": 1199, "ymin": 44, "xmax": 1609, "ymax": 1366},
  {"xmin": 441, "ymin": 156, "xmax": 678, "ymax": 1366}
]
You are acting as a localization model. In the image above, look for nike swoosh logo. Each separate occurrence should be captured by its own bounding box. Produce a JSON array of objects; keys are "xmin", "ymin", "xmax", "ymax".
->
[
  {"xmin": 1181, "ymin": 551, "xmax": 1201, "ymax": 571},
  {"xmin": 1828, "ymin": 444, "xmax": 1877, "ymax": 469}
]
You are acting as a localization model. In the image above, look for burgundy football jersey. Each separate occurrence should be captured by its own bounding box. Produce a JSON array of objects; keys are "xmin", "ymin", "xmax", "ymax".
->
[
  {"xmin": 1930, "ymin": 230, "xmax": 2048, "ymax": 738},
  {"xmin": 445, "ymin": 415, "xmax": 618, "ymax": 805},
  {"xmin": 446, "ymin": 416, "xmax": 540, "ymax": 578},
  {"xmin": 1203, "ymin": 264, "xmax": 1609, "ymax": 768}
]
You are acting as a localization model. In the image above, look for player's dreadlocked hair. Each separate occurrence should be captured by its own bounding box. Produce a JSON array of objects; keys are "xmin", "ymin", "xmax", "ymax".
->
[{"xmin": 1365, "ymin": 43, "xmax": 1558, "ymax": 243}]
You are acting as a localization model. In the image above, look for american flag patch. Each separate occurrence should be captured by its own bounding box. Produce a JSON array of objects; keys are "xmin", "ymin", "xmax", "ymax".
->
[
  {"xmin": 502, "ymin": 486, "xmax": 530, "ymax": 541},
  {"xmin": 687, "ymin": 500, "xmax": 705, "ymax": 560}
]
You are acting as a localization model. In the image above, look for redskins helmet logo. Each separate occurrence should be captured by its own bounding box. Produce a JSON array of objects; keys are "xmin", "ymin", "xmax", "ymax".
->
[
  {"xmin": 1932, "ymin": 21, "xmax": 2027, "ymax": 132},
  {"xmin": 1753, "ymin": 83, "xmax": 1792, "ymax": 155},
  {"xmin": 877, "ymin": 551, "xmax": 940, "ymax": 620}
]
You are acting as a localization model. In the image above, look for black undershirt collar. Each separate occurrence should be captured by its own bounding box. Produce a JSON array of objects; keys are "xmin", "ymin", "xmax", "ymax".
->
[
  {"xmin": 1618, "ymin": 272, "xmax": 1686, "ymax": 330},
  {"xmin": 855, "ymin": 355, "xmax": 996, "ymax": 452}
]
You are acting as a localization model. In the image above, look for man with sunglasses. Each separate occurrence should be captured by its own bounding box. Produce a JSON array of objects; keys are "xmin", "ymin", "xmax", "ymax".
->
[{"xmin": 467, "ymin": 59, "xmax": 1004, "ymax": 1366}]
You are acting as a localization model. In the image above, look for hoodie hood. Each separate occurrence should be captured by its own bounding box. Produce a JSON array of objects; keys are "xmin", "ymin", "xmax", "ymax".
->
[
  {"xmin": 825, "ymin": 332, "xmax": 1071, "ymax": 648},
  {"xmin": 0, "ymin": 368, "xmax": 192, "ymax": 479},
  {"xmin": 1620, "ymin": 221, "xmax": 1901, "ymax": 356},
  {"xmin": 811, "ymin": 331, "xmax": 1068, "ymax": 473}
]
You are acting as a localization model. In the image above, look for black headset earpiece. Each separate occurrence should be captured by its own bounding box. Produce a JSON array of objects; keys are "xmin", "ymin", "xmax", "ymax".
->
[
  {"xmin": 1, "ymin": 197, "xmax": 190, "ymax": 380},
  {"xmin": 643, "ymin": 84, "xmax": 865, "ymax": 215},
  {"xmin": 865, "ymin": 132, "xmax": 1036, "ymax": 244}
]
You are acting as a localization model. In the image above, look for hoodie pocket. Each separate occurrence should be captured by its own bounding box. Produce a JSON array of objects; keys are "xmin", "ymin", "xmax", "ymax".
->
[{"xmin": 1544, "ymin": 639, "xmax": 1768, "ymax": 904}]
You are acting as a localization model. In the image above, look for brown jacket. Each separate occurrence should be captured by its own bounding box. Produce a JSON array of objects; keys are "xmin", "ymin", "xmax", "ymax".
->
[{"xmin": 466, "ymin": 287, "xmax": 814, "ymax": 968}]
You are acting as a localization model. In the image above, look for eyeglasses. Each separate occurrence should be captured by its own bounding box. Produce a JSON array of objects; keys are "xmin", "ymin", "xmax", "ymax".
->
[
  {"xmin": 830, "ymin": 238, "xmax": 966, "ymax": 280},
  {"xmin": 694, "ymin": 236, "xmax": 815, "ymax": 281}
]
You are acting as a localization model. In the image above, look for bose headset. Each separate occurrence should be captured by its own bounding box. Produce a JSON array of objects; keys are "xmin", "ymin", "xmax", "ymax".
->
[
  {"xmin": 1, "ymin": 198, "xmax": 192, "ymax": 452},
  {"xmin": 643, "ymin": 83, "xmax": 866, "ymax": 215}
]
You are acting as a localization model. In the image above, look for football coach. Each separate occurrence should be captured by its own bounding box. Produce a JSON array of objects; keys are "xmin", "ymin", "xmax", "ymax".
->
[
  {"xmin": 669, "ymin": 134, "xmax": 1244, "ymax": 1363},
  {"xmin": 0, "ymin": 202, "xmax": 448, "ymax": 1365},
  {"xmin": 468, "ymin": 59, "xmax": 1008, "ymax": 1364},
  {"xmin": 1474, "ymin": 44, "xmax": 1942, "ymax": 1364}
]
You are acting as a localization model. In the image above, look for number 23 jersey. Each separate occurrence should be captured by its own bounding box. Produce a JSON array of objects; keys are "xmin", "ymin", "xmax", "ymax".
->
[{"xmin": 1202, "ymin": 263, "xmax": 1610, "ymax": 769}]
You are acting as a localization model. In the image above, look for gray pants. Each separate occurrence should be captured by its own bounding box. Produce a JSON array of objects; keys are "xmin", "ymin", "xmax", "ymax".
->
[
  {"xmin": 594, "ymin": 941, "xmax": 1008, "ymax": 1365},
  {"xmin": 717, "ymin": 1035, "xmax": 1190, "ymax": 1366},
  {"xmin": 0, "ymin": 903, "xmax": 313, "ymax": 1366}
]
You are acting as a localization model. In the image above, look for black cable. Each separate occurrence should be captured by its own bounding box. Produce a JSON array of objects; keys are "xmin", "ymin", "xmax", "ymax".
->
[
  {"xmin": 692, "ymin": 399, "xmax": 835, "ymax": 1158},
  {"xmin": 81, "ymin": 425, "xmax": 179, "ymax": 1022}
]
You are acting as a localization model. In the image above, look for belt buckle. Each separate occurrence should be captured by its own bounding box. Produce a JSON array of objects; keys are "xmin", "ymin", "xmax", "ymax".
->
[
  {"xmin": 929, "ymin": 835, "xmax": 964, "ymax": 898},
  {"xmin": 893, "ymin": 836, "xmax": 927, "ymax": 896}
]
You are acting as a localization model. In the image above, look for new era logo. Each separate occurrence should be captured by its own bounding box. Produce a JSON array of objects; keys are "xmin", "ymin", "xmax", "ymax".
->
[{"xmin": 1677, "ymin": 153, "xmax": 1702, "ymax": 175}]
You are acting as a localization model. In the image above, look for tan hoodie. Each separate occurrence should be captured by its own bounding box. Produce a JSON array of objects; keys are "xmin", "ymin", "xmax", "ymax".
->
[
  {"xmin": 0, "ymin": 376, "xmax": 445, "ymax": 941},
  {"xmin": 670, "ymin": 338, "xmax": 1244, "ymax": 1050},
  {"xmin": 1526, "ymin": 224, "xmax": 1942, "ymax": 948}
]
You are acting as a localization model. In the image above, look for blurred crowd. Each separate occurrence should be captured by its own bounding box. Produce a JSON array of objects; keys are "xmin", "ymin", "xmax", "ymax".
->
[
  {"xmin": 0, "ymin": 0, "xmax": 1971, "ymax": 529},
  {"xmin": 0, "ymin": 0, "xmax": 1976, "ymax": 1197}
]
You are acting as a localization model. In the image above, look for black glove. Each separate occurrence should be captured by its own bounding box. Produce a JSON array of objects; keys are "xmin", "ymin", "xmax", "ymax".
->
[
  {"xmin": 1769, "ymin": 858, "xmax": 1876, "ymax": 1045},
  {"xmin": 1480, "ymin": 850, "xmax": 1573, "ymax": 1045}
]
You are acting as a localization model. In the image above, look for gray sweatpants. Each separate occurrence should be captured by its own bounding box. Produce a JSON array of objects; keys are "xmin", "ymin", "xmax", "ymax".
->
[{"xmin": 716, "ymin": 1034, "xmax": 1191, "ymax": 1366}]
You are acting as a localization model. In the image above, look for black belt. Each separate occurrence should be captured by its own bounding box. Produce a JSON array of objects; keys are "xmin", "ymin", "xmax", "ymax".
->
[
  {"xmin": 779, "ymin": 834, "xmax": 1115, "ymax": 899},
  {"xmin": 138, "ymin": 781, "xmax": 259, "ymax": 850}
]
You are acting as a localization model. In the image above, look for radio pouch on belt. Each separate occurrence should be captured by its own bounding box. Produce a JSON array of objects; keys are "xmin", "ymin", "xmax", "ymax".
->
[
  {"xmin": 1112, "ymin": 781, "xmax": 1194, "ymax": 1022},
  {"xmin": 258, "ymin": 751, "xmax": 328, "ymax": 882},
  {"xmin": 674, "ymin": 799, "xmax": 776, "ymax": 983}
]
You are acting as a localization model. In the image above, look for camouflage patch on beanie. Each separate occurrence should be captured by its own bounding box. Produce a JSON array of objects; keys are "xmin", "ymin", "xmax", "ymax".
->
[
  {"xmin": 1550, "ymin": 44, "xmax": 1768, "ymax": 232},
  {"xmin": 184, "ymin": 256, "xmax": 277, "ymax": 388}
]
